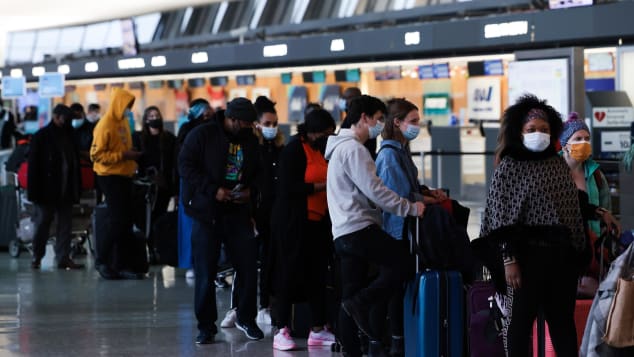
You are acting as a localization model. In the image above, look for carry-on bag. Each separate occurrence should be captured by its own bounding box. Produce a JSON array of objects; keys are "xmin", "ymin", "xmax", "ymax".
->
[{"xmin": 403, "ymin": 217, "xmax": 464, "ymax": 357}]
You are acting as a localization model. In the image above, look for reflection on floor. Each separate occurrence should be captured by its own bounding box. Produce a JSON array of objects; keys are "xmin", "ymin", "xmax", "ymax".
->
[
  {"xmin": 0, "ymin": 199, "xmax": 485, "ymax": 356},
  {"xmin": 0, "ymin": 251, "xmax": 332, "ymax": 356}
]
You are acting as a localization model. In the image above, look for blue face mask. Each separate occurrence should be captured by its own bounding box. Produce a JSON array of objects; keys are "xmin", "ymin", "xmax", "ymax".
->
[
  {"xmin": 338, "ymin": 98, "xmax": 347, "ymax": 112},
  {"xmin": 368, "ymin": 121, "xmax": 385, "ymax": 139},
  {"xmin": 401, "ymin": 124, "xmax": 421, "ymax": 141},
  {"xmin": 261, "ymin": 126, "xmax": 278, "ymax": 140},
  {"xmin": 71, "ymin": 118, "xmax": 85, "ymax": 129}
]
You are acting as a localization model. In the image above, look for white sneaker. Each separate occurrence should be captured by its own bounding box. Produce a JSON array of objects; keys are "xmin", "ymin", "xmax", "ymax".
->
[
  {"xmin": 257, "ymin": 308, "xmax": 272, "ymax": 325},
  {"xmin": 273, "ymin": 327, "xmax": 296, "ymax": 351},
  {"xmin": 220, "ymin": 308, "xmax": 237, "ymax": 328},
  {"xmin": 185, "ymin": 269, "xmax": 195, "ymax": 279},
  {"xmin": 307, "ymin": 327, "xmax": 336, "ymax": 346}
]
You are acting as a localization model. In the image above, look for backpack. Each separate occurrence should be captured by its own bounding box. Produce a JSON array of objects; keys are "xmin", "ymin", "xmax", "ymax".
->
[{"xmin": 406, "ymin": 204, "xmax": 475, "ymax": 283}]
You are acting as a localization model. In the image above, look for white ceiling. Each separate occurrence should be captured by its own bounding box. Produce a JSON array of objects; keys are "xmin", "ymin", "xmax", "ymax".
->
[
  {"xmin": 0, "ymin": 0, "xmax": 222, "ymax": 32},
  {"xmin": 0, "ymin": 0, "xmax": 222, "ymax": 66}
]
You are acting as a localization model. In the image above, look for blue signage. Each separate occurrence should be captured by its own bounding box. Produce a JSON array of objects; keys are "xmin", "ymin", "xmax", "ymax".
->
[
  {"xmin": 38, "ymin": 73, "xmax": 65, "ymax": 98},
  {"xmin": 1, "ymin": 76, "xmax": 26, "ymax": 98},
  {"xmin": 433, "ymin": 63, "xmax": 450, "ymax": 79},
  {"xmin": 484, "ymin": 60, "xmax": 504, "ymax": 76},
  {"xmin": 418, "ymin": 65, "xmax": 435, "ymax": 79}
]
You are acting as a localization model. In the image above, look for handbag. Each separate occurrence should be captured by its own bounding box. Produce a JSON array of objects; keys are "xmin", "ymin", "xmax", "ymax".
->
[{"xmin": 604, "ymin": 277, "xmax": 634, "ymax": 347}]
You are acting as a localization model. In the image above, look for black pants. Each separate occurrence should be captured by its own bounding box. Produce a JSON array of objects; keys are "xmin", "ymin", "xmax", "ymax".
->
[
  {"xmin": 275, "ymin": 219, "xmax": 331, "ymax": 330},
  {"xmin": 370, "ymin": 285, "xmax": 404, "ymax": 338},
  {"xmin": 506, "ymin": 245, "xmax": 579, "ymax": 357},
  {"xmin": 96, "ymin": 175, "xmax": 133, "ymax": 270},
  {"xmin": 191, "ymin": 207, "xmax": 258, "ymax": 334},
  {"xmin": 335, "ymin": 225, "xmax": 412, "ymax": 357},
  {"xmin": 32, "ymin": 203, "xmax": 73, "ymax": 263}
]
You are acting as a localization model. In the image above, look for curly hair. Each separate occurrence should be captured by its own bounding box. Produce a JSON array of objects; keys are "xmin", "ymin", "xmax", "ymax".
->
[{"xmin": 496, "ymin": 94, "xmax": 563, "ymax": 163}]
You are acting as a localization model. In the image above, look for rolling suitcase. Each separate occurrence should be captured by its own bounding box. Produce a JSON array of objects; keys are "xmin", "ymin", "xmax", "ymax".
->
[
  {"xmin": 468, "ymin": 280, "xmax": 505, "ymax": 357},
  {"xmin": 404, "ymin": 217, "xmax": 464, "ymax": 357}
]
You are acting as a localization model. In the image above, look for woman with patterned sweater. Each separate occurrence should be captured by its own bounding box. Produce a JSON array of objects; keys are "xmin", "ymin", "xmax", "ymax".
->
[{"xmin": 474, "ymin": 94, "xmax": 585, "ymax": 357}]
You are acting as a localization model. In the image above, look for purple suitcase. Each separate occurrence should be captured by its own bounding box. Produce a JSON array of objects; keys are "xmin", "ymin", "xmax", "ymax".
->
[{"xmin": 468, "ymin": 281, "xmax": 505, "ymax": 357}]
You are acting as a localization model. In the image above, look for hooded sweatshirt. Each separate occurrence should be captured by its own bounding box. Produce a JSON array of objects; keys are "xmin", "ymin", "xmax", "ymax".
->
[
  {"xmin": 90, "ymin": 88, "xmax": 137, "ymax": 176},
  {"xmin": 325, "ymin": 128, "xmax": 419, "ymax": 239}
]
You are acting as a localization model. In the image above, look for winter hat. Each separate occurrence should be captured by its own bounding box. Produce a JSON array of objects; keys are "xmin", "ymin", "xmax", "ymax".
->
[
  {"xmin": 225, "ymin": 97, "xmax": 257, "ymax": 122},
  {"xmin": 560, "ymin": 112, "xmax": 590, "ymax": 147}
]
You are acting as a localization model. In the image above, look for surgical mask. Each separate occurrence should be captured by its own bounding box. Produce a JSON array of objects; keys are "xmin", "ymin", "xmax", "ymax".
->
[
  {"xmin": 523, "ymin": 132, "xmax": 551, "ymax": 152},
  {"xmin": 338, "ymin": 98, "xmax": 347, "ymax": 112},
  {"xmin": 568, "ymin": 142, "xmax": 592, "ymax": 162},
  {"xmin": 401, "ymin": 124, "xmax": 420, "ymax": 141},
  {"xmin": 71, "ymin": 118, "xmax": 84, "ymax": 129},
  {"xmin": 368, "ymin": 121, "xmax": 385, "ymax": 140},
  {"xmin": 86, "ymin": 114, "xmax": 99, "ymax": 123},
  {"xmin": 261, "ymin": 126, "xmax": 278, "ymax": 140}
]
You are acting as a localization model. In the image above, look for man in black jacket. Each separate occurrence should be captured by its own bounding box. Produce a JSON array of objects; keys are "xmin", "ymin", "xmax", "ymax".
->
[
  {"xmin": 28, "ymin": 104, "xmax": 83, "ymax": 270},
  {"xmin": 179, "ymin": 97, "xmax": 263, "ymax": 344}
]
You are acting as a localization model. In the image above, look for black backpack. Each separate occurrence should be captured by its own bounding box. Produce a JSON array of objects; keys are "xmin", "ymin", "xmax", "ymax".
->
[{"xmin": 406, "ymin": 204, "xmax": 475, "ymax": 282}]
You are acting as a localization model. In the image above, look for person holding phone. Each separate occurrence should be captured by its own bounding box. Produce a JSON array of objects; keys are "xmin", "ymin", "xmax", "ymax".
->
[{"xmin": 179, "ymin": 98, "xmax": 263, "ymax": 344}]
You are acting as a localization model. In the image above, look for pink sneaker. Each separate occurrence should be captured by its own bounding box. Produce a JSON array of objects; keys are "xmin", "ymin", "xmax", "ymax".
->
[
  {"xmin": 307, "ymin": 327, "xmax": 336, "ymax": 346},
  {"xmin": 273, "ymin": 327, "xmax": 296, "ymax": 351}
]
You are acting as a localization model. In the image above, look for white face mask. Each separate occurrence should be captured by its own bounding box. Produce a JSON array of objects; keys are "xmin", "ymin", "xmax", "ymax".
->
[
  {"xmin": 368, "ymin": 121, "xmax": 385, "ymax": 139},
  {"xmin": 401, "ymin": 124, "xmax": 420, "ymax": 141},
  {"xmin": 523, "ymin": 132, "xmax": 551, "ymax": 152},
  {"xmin": 261, "ymin": 126, "xmax": 278, "ymax": 140}
]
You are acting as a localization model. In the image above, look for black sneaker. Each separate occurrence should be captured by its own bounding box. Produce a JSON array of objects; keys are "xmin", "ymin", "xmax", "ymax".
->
[
  {"xmin": 235, "ymin": 320, "xmax": 264, "ymax": 340},
  {"xmin": 96, "ymin": 265, "xmax": 120, "ymax": 280},
  {"xmin": 368, "ymin": 340, "xmax": 389, "ymax": 357},
  {"xmin": 119, "ymin": 270, "xmax": 144, "ymax": 280},
  {"xmin": 342, "ymin": 299, "xmax": 373, "ymax": 339},
  {"xmin": 214, "ymin": 276, "xmax": 229, "ymax": 289},
  {"xmin": 31, "ymin": 259, "xmax": 41, "ymax": 270},
  {"xmin": 196, "ymin": 331, "xmax": 215, "ymax": 345},
  {"xmin": 57, "ymin": 258, "xmax": 85, "ymax": 270},
  {"xmin": 389, "ymin": 336, "xmax": 404, "ymax": 357}
]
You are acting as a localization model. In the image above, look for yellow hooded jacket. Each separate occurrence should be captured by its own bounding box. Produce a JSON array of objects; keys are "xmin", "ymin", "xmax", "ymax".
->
[{"xmin": 90, "ymin": 88, "xmax": 137, "ymax": 176}]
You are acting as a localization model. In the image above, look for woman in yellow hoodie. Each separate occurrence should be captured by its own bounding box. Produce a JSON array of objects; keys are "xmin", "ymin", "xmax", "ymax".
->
[{"xmin": 90, "ymin": 88, "xmax": 142, "ymax": 280}]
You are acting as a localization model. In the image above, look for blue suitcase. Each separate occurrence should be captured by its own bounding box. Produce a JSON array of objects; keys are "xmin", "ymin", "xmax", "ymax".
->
[
  {"xmin": 404, "ymin": 217, "xmax": 464, "ymax": 357},
  {"xmin": 404, "ymin": 270, "xmax": 464, "ymax": 357}
]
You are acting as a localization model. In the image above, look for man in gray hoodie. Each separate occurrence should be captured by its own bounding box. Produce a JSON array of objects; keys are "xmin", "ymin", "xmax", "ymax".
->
[{"xmin": 325, "ymin": 95, "xmax": 425, "ymax": 356}]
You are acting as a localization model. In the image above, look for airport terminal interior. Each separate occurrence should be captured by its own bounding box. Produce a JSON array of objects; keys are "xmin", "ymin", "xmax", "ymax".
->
[{"xmin": 1, "ymin": 0, "xmax": 634, "ymax": 356}]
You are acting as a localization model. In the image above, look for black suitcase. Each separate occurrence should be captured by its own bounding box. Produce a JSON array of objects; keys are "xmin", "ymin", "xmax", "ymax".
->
[
  {"xmin": 91, "ymin": 203, "xmax": 148, "ymax": 274},
  {"xmin": 153, "ymin": 211, "xmax": 178, "ymax": 266}
]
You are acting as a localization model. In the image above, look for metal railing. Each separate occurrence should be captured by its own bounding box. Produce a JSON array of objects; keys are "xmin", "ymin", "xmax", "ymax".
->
[{"xmin": 411, "ymin": 149, "xmax": 495, "ymax": 188}]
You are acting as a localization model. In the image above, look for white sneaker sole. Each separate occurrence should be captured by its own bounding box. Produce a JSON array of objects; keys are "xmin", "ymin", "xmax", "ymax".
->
[
  {"xmin": 307, "ymin": 339, "xmax": 335, "ymax": 347},
  {"xmin": 273, "ymin": 343, "xmax": 297, "ymax": 351}
]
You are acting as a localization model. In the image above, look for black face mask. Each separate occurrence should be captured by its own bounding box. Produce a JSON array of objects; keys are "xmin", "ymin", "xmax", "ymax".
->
[
  {"xmin": 311, "ymin": 135, "xmax": 329, "ymax": 155},
  {"xmin": 148, "ymin": 119, "xmax": 163, "ymax": 129}
]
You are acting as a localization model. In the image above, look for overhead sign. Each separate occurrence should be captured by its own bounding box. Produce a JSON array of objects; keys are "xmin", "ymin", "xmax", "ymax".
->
[
  {"xmin": 38, "ymin": 73, "xmax": 65, "ymax": 98},
  {"xmin": 484, "ymin": 60, "xmax": 504, "ymax": 76},
  {"xmin": 508, "ymin": 58, "xmax": 569, "ymax": 117},
  {"xmin": 1, "ymin": 76, "xmax": 26, "ymax": 98},
  {"xmin": 418, "ymin": 63, "xmax": 450, "ymax": 79},
  {"xmin": 592, "ymin": 107, "xmax": 634, "ymax": 128},
  {"xmin": 467, "ymin": 77, "xmax": 501, "ymax": 120}
]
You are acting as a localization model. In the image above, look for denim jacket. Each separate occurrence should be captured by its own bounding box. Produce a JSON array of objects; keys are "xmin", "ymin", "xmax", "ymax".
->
[{"xmin": 375, "ymin": 139, "xmax": 419, "ymax": 240}]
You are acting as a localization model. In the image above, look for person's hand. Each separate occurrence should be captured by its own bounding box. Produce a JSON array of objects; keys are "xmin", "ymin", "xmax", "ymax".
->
[
  {"xmin": 430, "ymin": 189, "xmax": 448, "ymax": 202},
  {"xmin": 414, "ymin": 201, "xmax": 425, "ymax": 217},
  {"xmin": 423, "ymin": 195, "xmax": 440, "ymax": 205},
  {"xmin": 215, "ymin": 188, "xmax": 233, "ymax": 202},
  {"xmin": 601, "ymin": 212, "xmax": 622, "ymax": 237},
  {"xmin": 505, "ymin": 262, "xmax": 522, "ymax": 289},
  {"xmin": 122, "ymin": 150, "xmax": 142, "ymax": 161},
  {"xmin": 230, "ymin": 187, "xmax": 251, "ymax": 204}
]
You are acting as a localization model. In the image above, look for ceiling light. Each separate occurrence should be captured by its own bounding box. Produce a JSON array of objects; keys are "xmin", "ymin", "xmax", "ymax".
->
[
  {"xmin": 118, "ymin": 58, "xmax": 146, "ymax": 70},
  {"xmin": 484, "ymin": 21, "xmax": 528, "ymax": 39},
  {"xmin": 32, "ymin": 66, "xmax": 45, "ymax": 77},
  {"xmin": 191, "ymin": 52, "xmax": 208, "ymax": 64},
  {"xmin": 330, "ymin": 39, "xmax": 345, "ymax": 52},
  {"xmin": 263, "ymin": 44, "xmax": 288, "ymax": 58},
  {"xmin": 85, "ymin": 62, "xmax": 99, "ymax": 73},
  {"xmin": 404, "ymin": 31, "xmax": 421, "ymax": 46},
  {"xmin": 151, "ymin": 56, "xmax": 167, "ymax": 67},
  {"xmin": 10, "ymin": 68, "xmax": 23, "ymax": 77},
  {"xmin": 58, "ymin": 65, "xmax": 70, "ymax": 74}
]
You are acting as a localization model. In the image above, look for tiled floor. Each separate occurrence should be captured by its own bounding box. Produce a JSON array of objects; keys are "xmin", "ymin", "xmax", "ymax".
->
[
  {"xmin": 0, "ymin": 200, "xmax": 485, "ymax": 356},
  {"xmin": 0, "ymin": 251, "xmax": 334, "ymax": 357}
]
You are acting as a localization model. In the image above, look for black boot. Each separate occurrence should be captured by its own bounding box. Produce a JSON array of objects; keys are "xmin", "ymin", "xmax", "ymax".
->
[
  {"xmin": 368, "ymin": 340, "xmax": 388, "ymax": 357},
  {"xmin": 389, "ymin": 336, "xmax": 404, "ymax": 357}
]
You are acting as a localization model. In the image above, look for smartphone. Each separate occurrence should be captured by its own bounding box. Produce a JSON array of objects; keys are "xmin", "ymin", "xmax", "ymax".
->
[{"xmin": 231, "ymin": 184, "xmax": 243, "ymax": 193}]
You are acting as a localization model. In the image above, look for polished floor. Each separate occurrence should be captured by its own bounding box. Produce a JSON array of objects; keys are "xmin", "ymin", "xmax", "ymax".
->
[{"xmin": 0, "ymin": 248, "xmax": 334, "ymax": 357}]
